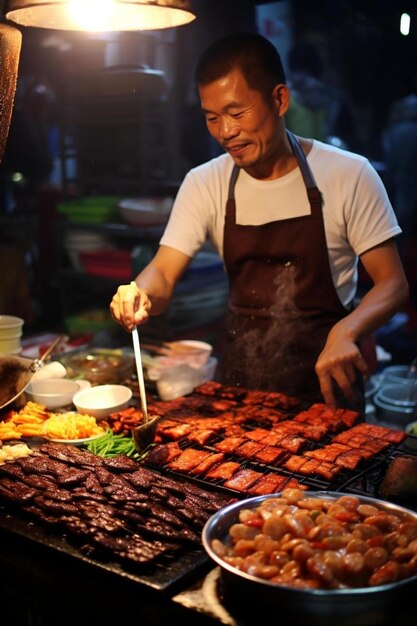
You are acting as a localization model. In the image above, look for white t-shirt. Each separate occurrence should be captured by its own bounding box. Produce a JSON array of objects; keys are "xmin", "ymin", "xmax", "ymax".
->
[{"xmin": 161, "ymin": 140, "xmax": 401, "ymax": 307}]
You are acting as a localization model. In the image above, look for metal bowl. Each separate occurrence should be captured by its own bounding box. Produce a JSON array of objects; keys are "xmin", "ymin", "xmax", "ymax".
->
[{"xmin": 202, "ymin": 491, "xmax": 417, "ymax": 626}]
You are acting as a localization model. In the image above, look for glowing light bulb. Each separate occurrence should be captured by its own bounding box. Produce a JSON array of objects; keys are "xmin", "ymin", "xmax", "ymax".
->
[
  {"xmin": 67, "ymin": 0, "xmax": 116, "ymax": 31},
  {"xmin": 400, "ymin": 13, "xmax": 410, "ymax": 36}
]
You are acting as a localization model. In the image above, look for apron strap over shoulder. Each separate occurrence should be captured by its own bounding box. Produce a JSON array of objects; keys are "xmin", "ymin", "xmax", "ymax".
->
[{"xmin": 286, "ymin": 130, "xmax": 322, "ymax": 212}]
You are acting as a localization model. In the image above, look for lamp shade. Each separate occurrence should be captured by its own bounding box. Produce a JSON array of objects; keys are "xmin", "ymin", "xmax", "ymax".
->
[{"xmin": 4, "ymin": 0, "xmax": 196, "ymax": 31}]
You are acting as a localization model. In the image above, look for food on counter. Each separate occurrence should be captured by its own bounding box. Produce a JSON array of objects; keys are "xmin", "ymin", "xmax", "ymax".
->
[
  {"xmin": 0, "ymin": 442, "xmax": 33, "ymax": 464},
  {"xmin": 208, "ymin": 488, "xmax": 417, "ymax": 589},
  {"xmin": 0, "ymin": 401, "xmax": 49, "ymax": 440},
  {"xmin": 87, "ymin": 429, "xmax": 143, "ymax": 458},
  {"xmin": 42, "ymin": 411, "xmax": 105, "ymax": 440},
  {"xmin": 379, "ymin": 455, "xmax": 417, "ymax": 502},
  {"xmin": 0, "ymin": 442, "xmax": 232, "ymax": 569}
]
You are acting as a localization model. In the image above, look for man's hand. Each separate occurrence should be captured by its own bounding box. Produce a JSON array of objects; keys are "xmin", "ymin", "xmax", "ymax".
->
[
  {"xmin": 315, "ymin": 327, "xmax": 369, "ymax": 408},
  {"xmin": 110, "ymin": 281, "xmax": 151, "ymax": 332}
]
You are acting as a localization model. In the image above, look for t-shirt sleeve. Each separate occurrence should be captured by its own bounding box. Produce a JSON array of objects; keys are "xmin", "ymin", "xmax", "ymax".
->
[{"xmin": 346, "ymin": 159, "xmax": 402, "ymax": 256}]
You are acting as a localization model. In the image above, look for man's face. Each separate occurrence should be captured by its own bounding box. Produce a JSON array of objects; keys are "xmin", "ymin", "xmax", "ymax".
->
[{"xmin": 199, "ymin": 67, "xmax": 286, "ymax": 178}]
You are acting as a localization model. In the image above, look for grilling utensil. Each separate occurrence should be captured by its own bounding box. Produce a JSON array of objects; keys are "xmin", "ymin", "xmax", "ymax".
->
[
  {"xmin": 0, "ymin": 335, "xmax": 63, "ymax": 410},
  {"xmin": 131, "ymin": 325, "xmax": 162, "ymax": 452}
]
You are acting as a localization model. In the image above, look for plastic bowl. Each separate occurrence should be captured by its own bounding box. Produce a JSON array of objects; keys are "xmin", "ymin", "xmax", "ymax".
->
[
  {"xmin": 73, "ymin": 384, "xmax": 132, "ymax": 420},
  {"xmin": 381, "ymin": 365, "xmax": 416, "ymax": 385},
  {"xmin": 0, "ymin": 315, "xmax": 23, "ymax": 338},
  {"xmin": 25, "ymin": 378, "xmax": 91, "ymax": 409},
  {"xmin": 377, "ymin": 382, "xmax": 417, "ymax": 407},
  {"xmin": 373, "ymin": 392, "xmax": 416, "ymax": 427}
]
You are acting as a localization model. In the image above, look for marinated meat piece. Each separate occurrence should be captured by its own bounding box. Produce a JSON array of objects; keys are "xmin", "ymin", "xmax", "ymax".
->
[
  {"xmin": 223, "ymin": 468, "xmax": 263, "ymax": 491},
  {"xmin": 285, "ymin": 477, "xmax": 308, "ymax": 490},
  {"xmin": 232, "ymin": 404, "xmax": 289, "ymax": 425},
  {"xmin": 283, "ymin": 455, "xmax": 309, "ymax": 473},
  {"xmin": 244, "ymin": 427, "xmax": 272, "ymax": 442},
  {"xmin": 313, "ymin": 460, "xmax": 342, "ymax": 480},
  {"xmin": 351, "ymin": 422, "xmax": 407, "ymax": 445},
  {"xmin": 276, "ymin": 434, "xmax": 308, "ymax": 453},
  {"xmin": 19, "ymin": 473, "xmax": 57, "ymax": 491},
  {"xmin": 334, "ymin": 448, "xmax": 367, "ymax": 470},
  {"xmin": 235, "ymin": 440, "xmax": 267, "ymax": 459},
  {"xmin": 84, "ymin": 472, "xmax": 105, "ymax": 494},
  {"xmin": 333, "ymin": 431, "xmax": 388, "ymax": 454},
  {"xmin": 214, "ymin": 436, "xmax": 245, "ymax": 454},
  {"xmin": 247, "ymin": 472, "xmax": 288, "ymax": 495},
  {"xmin": 242, "ymin": 389, "xmax": 299, "ymax": 409},
  {"xmin": 223, "ymin": 424, "xmax": 246, "ymax": 437},
  {"xmin": 95, "ymin": 466, "xmax": 115, "ymax": 486},
  {"xmin": 33, "ymin": 495, "xmax": 79, "ymax": 517},
  {"xmin": 305, "ymin": 443, "xmax": 351, "ymax": 463},
  {"xmin": 283, "ymin": 456, "xmax": 341, "ymax": 480},
  {"xmin": 0, "ymin": 463, "xmax": 26, "ymax": 480},
  {"xmin": 189, "ymin": 452, "xmax": 225, "ymax": 475},
  {"xmin": 127, "ymin": 467, "xmax": 157, "ymax": 490},
  {"xmin": 253, "ymin": 445, "xmax": 289, "ymax": 465},
  {"xmin": 194, "ymin": 381, "xmax": 223, "ymax": 396},
  {"xmin": 0, "ymin": 480, "xmax": 36, "ymax": 503},
  {"xmin": 39, "ymin": 442, "xmax": 101, "ymax": 467},
  {"xmin": 168, "ymin": 448, "xmax": 212, "ymax": 472},
  {"xmin": 204, "ymin": 461, "xmax": 241, "ymax": 481},
  {"xmin": 102, "ymin": 455, "xmax": 139, "ymax": 472},
  {"xmin": 160, "ymin": 422, "xmax": 193, "ymax": 440},
  {"xmin": 143, "ymin": 442, "xmax": 182, "ymax": 467},
  {"xmin": 56, "ymin": 467, "xmax": 90, "ymax": 486},
  {"xmin": 194, "ymin": 381, "xmax": 248, "ymax": 401},
  {"xmin": 187, "ymin": 429, "xmax": 217, "ymax": 445}
]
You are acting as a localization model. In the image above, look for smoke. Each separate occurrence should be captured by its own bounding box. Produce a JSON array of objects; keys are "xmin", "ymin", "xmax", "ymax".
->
[{"xmin": 230, "ymin": 263, "xmax": 312, "ymax": 390}]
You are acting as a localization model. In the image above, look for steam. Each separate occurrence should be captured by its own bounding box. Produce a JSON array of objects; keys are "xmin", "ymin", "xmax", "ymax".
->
[{"xmin": 230, "ymin": 263, "xmax": 311, "ymax": 390}]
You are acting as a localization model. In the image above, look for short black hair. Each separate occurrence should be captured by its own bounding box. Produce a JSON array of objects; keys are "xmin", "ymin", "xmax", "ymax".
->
[{"xmin": 195, "ymin": 32, "xmax": 286, "ymax": 98}]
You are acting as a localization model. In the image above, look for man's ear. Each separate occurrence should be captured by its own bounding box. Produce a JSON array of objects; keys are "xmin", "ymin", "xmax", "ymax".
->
[{"xmin": 272, "ymin": 84, "xmax": 290, "ymax": 117}]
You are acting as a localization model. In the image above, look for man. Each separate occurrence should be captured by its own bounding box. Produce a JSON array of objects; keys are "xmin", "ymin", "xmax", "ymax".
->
[{"xmin": 110, "ymin": 33, "xmax": 408, "ymax": 411}]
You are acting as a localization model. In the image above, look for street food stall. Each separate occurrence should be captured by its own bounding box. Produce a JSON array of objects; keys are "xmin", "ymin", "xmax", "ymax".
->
[{"xmin": 1, "ymin": 343, "xmax": 417, "ymax": 626}]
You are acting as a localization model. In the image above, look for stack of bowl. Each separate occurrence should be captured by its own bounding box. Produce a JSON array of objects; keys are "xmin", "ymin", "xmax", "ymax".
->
[
  {"xmin": 373, "ymin": 363, "xmax": 417, "ymax": 428},
  {"xmin": 0, "ymin": 315, "xmax": 24, "ymax": 354}
]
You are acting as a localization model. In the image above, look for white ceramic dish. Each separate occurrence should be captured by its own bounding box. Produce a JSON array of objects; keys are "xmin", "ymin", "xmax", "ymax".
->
[
  {"xmin": 25, "ymin": 378, "xmax": 91, "ymax": 409},
  {"xmin": 72, "ymin": 383, "xmax": 132, "ymax": 420}
]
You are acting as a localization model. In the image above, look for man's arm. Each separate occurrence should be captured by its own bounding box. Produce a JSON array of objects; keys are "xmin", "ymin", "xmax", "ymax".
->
[
  {"xmin": 315, "ymin": 238, "xmax": 409, "ymax": 407},
  {"xmin": 110, "ymin": 245, "xmax": 192, "ymax": 332}
]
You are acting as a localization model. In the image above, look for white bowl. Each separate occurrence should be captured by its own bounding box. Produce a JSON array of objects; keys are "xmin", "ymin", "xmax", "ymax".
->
[
  {"xmin": 167, "ymin": 340, "xmax": 213, "ymax": 368},
  {"xmin": 25, "ymin": 378, "xmax": 90, "ymax": 409},
  {"xmin": 73, "ymin": 384, "xmax": 132, "ymax": 420},
  {"xmin": 118, "ymin": 197, "xmax": 173, "ymax": 227}
]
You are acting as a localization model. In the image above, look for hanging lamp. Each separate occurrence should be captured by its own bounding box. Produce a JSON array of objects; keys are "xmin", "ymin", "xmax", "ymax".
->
[{"xmin": 3, "ymin": 0, "xmax": 196, "ymax": 31}]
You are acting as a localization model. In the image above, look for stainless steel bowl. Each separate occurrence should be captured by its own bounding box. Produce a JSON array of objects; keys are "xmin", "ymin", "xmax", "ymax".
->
[{"xmin": 202, "ymin": 491, "xmax": 417, "ymax": 626}]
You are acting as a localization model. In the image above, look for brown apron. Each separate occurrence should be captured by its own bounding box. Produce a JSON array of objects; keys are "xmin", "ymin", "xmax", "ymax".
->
[{"xmin": 217, "ymin": 131, "xmax": 364, "ymax": 410}]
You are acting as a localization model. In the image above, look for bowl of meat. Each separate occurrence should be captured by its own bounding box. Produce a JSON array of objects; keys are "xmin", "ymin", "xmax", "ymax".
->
[{"xmin": 202, "ymin": 488, "xmax": 417, "ymax": 626}]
